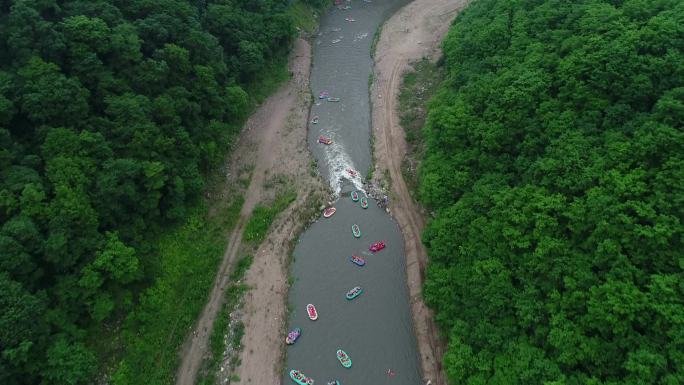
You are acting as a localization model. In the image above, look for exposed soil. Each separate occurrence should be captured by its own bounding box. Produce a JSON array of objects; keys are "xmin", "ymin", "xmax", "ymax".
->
[
  {"xmin": 175, "ymin": 38, "xmax": 328, "ymax": 385},
  {"xmin": 370, "ymin": 1, "xmax": 470, "ymax": 384},
  {"xmin": 228, "ymin": 38, "xmax": 328, "ymax": 385}
]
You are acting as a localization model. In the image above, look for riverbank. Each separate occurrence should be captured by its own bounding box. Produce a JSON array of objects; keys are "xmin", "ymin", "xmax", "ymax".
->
[
  {"xmin": 109, "ymin": 34, "xmax": 323, "ymax": 385},
  {"xmin": 370, "ymin": 0, "xmax": 469, "ymax": 384},
  {"xmin": 176, "ymin": 36, "xmax": 331, "ymax": 385},
  {"xmin": 219, "ymin": 37, "xmax": 329, "ymax": 384}
]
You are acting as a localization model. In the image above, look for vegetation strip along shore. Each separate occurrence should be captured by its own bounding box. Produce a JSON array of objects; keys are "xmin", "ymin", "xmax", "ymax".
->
[
  {"xmin": 0, "ymin": 1, "xmax": 326, "ymax": 384},
  {"xmin": 370, "ymin": 0, "xmax": 470, "ymax": 383},
  {"xmin": 416, "ymin": 1, "xmax": 684, "ymax": 384}
]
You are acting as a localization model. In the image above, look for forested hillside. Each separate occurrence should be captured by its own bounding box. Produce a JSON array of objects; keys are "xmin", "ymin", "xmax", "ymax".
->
[
  {"xmin": 419, "ymin": 0, "xmax": 684, "ymax": 383},
  {"xmin": 0, "ymin": 0, "xmax": 323, "ymax": 383}
]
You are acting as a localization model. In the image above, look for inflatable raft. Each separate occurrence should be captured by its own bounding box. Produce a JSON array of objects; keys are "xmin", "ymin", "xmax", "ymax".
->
[
  {"xmin": 327, "ymin": 97, "xmax": 340, "ymax": 102},
  {"xmin": 286, "ymin": 328, "xmax": 301, "ymax": 345},
  {"xmin": 351, "ymin": 224, "xmax": 361, "ymax": 238},
  {"xmin": 350, "ymin": 191, "xmax": 359, "ymax": 201},
  {"xmin": 307, "ymin": 304, "xmax": 318, "ymax": 320},
  {"xmin": 319, "ymin": 135, "xmax": 332, "ymax": 145},
  {"xmin": 336, "ymin": 349, "xmax": 352, "ymax": 368},
  {"xmin": 360, "ymin": 197, "xmax": 368, "ymax": 209},
  {"xmin": 346, "ymin": 286, "xmax": 363, "ymax": 300},
  {"xmin": 323, "ymin": 207, "xmax": 336, "ymax": 218},
  {"xmin": 370, "ymin": 241, "xmax": 386, "ymax": 252},
  {"xmin": 290, "ymin": 369, "xmax": 314, "ymax": 385},
  {"xmin": 350, "ymin": 255, "xmax": 365, "ymax": 266}
]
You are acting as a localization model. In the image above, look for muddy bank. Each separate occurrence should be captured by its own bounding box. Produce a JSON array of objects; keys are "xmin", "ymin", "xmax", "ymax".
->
[
  {"xmin": 227, "ymin": 38, "xmax": 330, "ymax": 385},
  {"xmin": 175, "ymin": 38, "xmax": 329, "ymax": 385},
  {"xmin": 369, "ymin": 0, "xmax": 469, "ymax": 384}
]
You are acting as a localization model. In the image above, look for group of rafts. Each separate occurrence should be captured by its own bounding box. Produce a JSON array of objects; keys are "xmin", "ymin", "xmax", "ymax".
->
[
  {"xmin": 292, "ymin": 23, "xmax": 388, "ymax": 380},
  {"xmin": 287, "ymin": 190, "xmax": 386, "ymax": 385}
]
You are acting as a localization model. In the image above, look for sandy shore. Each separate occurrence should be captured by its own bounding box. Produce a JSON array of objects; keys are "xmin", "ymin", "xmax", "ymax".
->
[
  {"xmin": 175, "ymin": 38, "xmax": 328, "ymax": 385},
  {"xmin": 228, "ymin": 37, "xmax": 330, "ymax": 385},
  {"xmin": 370, "ymin": 0, "xmax": 469, "ymax": 384}
]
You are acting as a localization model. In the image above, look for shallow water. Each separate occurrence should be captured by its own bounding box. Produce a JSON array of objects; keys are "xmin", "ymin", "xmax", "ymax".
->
[{"xmin": 284, "ymin": 1, "xmax": 421, "ymax": 384}]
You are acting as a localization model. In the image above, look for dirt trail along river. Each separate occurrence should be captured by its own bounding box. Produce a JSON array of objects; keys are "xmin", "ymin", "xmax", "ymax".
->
[{"xmin": 285, "ymin": 1, "xmax": 421, "ymax": 384}]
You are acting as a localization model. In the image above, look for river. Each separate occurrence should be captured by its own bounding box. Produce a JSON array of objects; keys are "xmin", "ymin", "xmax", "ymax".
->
[{"xmin": 284, "ymin": 1, "xmax": 421, "ymax": 384}]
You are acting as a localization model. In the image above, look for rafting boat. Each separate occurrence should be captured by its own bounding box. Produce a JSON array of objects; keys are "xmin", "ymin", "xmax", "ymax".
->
[
  {"xmin": 306, "ymin": 304, "xmax": 318, "ymax": 320},
  {"xmin": 336, "ymin": 349, "xmax": 352, "ymax": 368},
  {"xmin": 360, "ymin": 197, "xmax": 368, "ymax": 209},
  {"xmin": 318, "ymin": 135, "xmax": 333, "ymax": 145},
  {"xmin": 290, "ymin": 369, "xmax": 315, "ymax": 385},
  {"xmin": 370, "ymin": 241, "xmax": 386, "ymax": 252},
  {"xmin": 346, "ymin": 286, "xmax": 363, "ymax": 300},
  {"xmin": 350, "ymin": 255, "xmax": 365, "ymax": 266},
  {"xmin": 351, "ymin": 224, "xmax": 361, "ymax": 238},
  {"xmin": 327, "ymin": 381, "xmax": 340, "ymax": 385},
  {"xmin": 318, "ymin": 91, "xmax": 329, "ymax": 99},
  {"xmin": 346, "ymin": 168, "xmax": 358, "ymax": 177},
  {"xmin": 286, "ymin": 328, "xmax": 301, "ymax": 345},
  {"xmin": 331, "ymin": 39, "xmax": 341, "ymax": 44},
  {"xmin": 311, "ymin": 116, "xmax": 319, "ymax": 124},
  {"xmin": 323, "ymin": 207, "xmax": 336, "ymax": 218},
  {"xmin": 327, "ymin": 97, "xmax": 340, "ymax": 102},
  {"xmin": 350, "ymin": 191, "xmax": 359, "ymax": 201},
  {"xmin": 345, "ymin": 17, "xmax": 355, "ymax": 22}
]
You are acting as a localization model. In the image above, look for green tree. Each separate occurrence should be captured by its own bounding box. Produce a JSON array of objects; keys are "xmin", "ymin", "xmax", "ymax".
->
[
  {"xmin": 44, "ymin": 336, "xmax": 97, "ymax": 385},
  {"xmin": 0, "ymin": 273, "xmax": 48, "ymax": 385},
  {"xmin": 419, "ymin": 1, "xmax": 684, "ymax": 383},
  {"xmin": 16, "ymin": 57, "xmax": 89, "ymax": 127},
  {"xmin": 0, "ymin": 0, "xmax": 315, "ymax": 381}
]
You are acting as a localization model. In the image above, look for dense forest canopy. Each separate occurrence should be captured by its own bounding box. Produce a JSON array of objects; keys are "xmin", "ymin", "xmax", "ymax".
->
[
  {"xmin": 0, "ymin": 0, "xmax": 322, "ymax": 383},
  {"xmin": 420, "ymin": 0, "xmax": 684, "ymax": 384}
]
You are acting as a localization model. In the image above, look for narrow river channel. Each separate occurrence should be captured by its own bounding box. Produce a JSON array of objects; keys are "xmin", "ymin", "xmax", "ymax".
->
[{"xmin": 284, "ymin": 1, "xmax": 421, "ymax": 384}]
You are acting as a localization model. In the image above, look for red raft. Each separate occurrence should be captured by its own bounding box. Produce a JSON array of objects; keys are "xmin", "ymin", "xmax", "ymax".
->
[
  {"xmin": 323, "ymin": 207, "xmax": 336, "ymax": 218},
  {"xmin": 370, "ymin": 241, "xmax": 386, "ymax": 252},
  {"xmin": 306, "ymin": 304, "xmax": 318, "ymax": 320},
  {"xmin": 319, "ymin": 135, "xmax": 333, "ymax": 145}
]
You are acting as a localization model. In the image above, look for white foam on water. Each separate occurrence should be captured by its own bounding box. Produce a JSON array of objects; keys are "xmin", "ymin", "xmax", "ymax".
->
[
  {"xmin": 353, "ymin": 32, "xmax": 369, "ymax": 42},
  {"xmin": 322, "ymin": 138, "xmax": 365, "ymax": 196}
]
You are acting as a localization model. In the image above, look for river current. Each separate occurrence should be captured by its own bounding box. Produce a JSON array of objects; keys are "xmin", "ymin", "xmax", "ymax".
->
[{"xmin": 284, "ymin": 1, "xmax": 420, "ymax": 384}]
